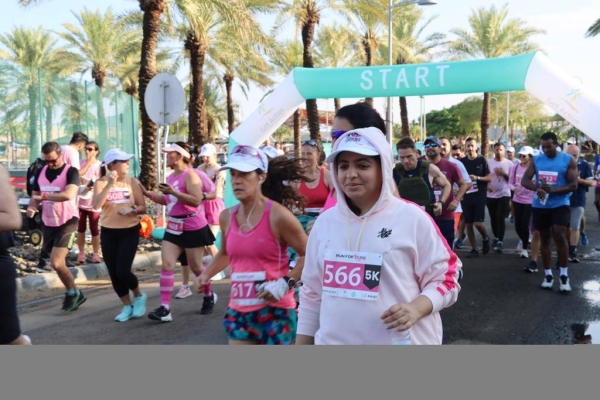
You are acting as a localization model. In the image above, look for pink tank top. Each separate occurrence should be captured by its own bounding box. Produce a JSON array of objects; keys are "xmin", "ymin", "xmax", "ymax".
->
[
  {"xmin": 38, "ymin": 165, "xmax": 79, "ymax": 227},
  {"xmin": 225, "ymin": 199, "xmax": 295, "ymax": 312},
  {"xmin": 165, "ymin": 169, "xmax": 207, "ymax": 231}
]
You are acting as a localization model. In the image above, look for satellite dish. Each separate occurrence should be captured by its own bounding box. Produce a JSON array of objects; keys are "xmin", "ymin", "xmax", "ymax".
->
[
  {"xmin": 487, "ymin": 126, "xmax": 504, "ymax": 141},
  {"xmin": 144, "ymin": 73, "xmax": 186, "ymax": 126}
]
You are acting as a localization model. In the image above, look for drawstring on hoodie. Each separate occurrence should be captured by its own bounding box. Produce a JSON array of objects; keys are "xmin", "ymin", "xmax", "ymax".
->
[{"xmin": 347, "ymin": 214, "xmax": 369, "ymax": 252}]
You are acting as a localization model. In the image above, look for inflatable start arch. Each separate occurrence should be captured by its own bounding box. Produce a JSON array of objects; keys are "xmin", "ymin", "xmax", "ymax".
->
[{"xmin": 224, "ymin": 51, "xmax": 600, "ymax": 207}]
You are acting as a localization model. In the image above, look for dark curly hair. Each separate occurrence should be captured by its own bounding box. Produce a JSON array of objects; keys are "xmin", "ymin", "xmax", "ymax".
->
[{"xmin": 261, "ymin": 156, "xmax": 314, "ymax": 212}]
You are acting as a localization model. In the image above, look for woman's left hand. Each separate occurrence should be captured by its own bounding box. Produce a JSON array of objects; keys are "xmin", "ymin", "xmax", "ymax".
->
[{"xmin": 381, "ymin": 302, "xmax": 421, "ymax": 331}]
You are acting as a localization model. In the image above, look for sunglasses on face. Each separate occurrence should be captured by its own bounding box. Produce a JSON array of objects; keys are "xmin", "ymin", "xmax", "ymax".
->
[
  {"xmin": 85, "ymin": 147, "xmax": 97, "ymax": 152},
  {"xmin": 424, "ymin": 143, "xmax": 439, "ymax": 148},
  {"xmin": 45, "ymin": 157, "xmax": 60, "ymax": 165},
  {"xmin": 302, "ymin": 140, "xmax": 319, "ymax": 148}
]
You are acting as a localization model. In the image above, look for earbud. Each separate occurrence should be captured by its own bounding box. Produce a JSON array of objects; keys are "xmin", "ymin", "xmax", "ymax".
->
[{"xmin": 259, "ymin": 177, "xmax": 264, "ymax": 183}]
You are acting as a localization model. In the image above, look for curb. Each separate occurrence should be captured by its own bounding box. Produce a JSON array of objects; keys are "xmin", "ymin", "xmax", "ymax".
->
[{"xmin": 16, "ymin": 251, "xmax": 162, "ymax": 294}]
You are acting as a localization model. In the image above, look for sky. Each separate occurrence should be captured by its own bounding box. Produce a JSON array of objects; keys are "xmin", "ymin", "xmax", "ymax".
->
[{"xmin": 2, "ymin": 0, "xmax": 600, "ymax": 130}]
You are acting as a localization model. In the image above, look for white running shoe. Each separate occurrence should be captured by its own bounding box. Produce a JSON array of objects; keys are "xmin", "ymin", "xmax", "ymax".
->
[
  {"xmin": 559, "ymin": 275, "xmax": 572, "ymax": 292},
  {"xmin": 175, "ymin": 285, "xmax": 192, "ymax": 299},
  {"xmin": 541, "ymin": 274, "xmax": 554, "ymax": 289},
  {"xmin": 517, "ymin": 240, "xmax": 523, "ymax": 251},
  {"xmin": 519, "ymin": 249, "xmax": 528, "ymax": 259}
]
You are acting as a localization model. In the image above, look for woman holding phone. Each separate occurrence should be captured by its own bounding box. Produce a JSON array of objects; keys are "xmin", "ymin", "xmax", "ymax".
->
[
  {"xmin": 140, "ymin": 142, "xmax": 216, "ymax": 321},
  {"xmin": 92, "ymin": 149, "xmax": 147, "ymax": 322}
]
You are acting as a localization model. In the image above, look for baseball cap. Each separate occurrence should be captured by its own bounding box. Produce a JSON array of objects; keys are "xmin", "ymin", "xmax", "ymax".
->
[
  {"xmin": 424, "ymin": 136, "xmax": 441, "ymax": 146},
  {"xmin": 199, "ymin": 143, "xmax": 217, "ymax": 157},
  {"xmin": 518, "ymin": 146, "xmax": 533, "ymax": 156},
  {"xmin": 104, "ymin": 148, "xmax": 134, "ymax": 165},
  {"xmin": 325, "ymin": 127, "xmax": 380, "ymax": 163},
  {"xmin": 260, "ymin": 145, "xmax": 279, "ymax": 159},
  {"xmin": 219, "ymin": 145, "xmax": 268, "ymax": 172},
  {"xmin": 162, "ymin": 143, "xmax": 191, "ymax": 158},
  {"xmin": 506, "ymin": 146, "xmax": 515, "ymax": 153}
]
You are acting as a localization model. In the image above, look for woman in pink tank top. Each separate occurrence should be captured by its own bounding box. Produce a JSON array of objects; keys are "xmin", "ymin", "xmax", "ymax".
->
[
  {"xmin": 196, "ymin": 145, "xmax": 308, "ymax": 345},
  {"xmin": 139, "ymin": 142, "xmax": 216, "ymax": 322}
]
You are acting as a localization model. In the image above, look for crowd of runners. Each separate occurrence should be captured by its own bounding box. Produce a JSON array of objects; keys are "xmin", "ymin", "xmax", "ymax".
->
[{"xmin": 1, "ymin": 102, "xmax": 595, "ymax": 345}]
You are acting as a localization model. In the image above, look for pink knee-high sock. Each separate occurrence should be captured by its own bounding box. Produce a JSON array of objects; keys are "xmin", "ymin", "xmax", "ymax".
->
[
  {"xmin": 193, "ymin": 267, "xmax": 212, "ymax": 297},
  {"xmin": 159, "ymin": 270, "xmax": 175, "ymax": 309}
]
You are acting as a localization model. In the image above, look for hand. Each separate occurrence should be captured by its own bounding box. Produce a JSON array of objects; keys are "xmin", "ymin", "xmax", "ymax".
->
[
  {"xmin": 469, "ymin": 174, "xmax": 477, "ymax": 181},
  {"xmin": 381, "ymin": 302, "xmax": 422, "ymax": 332},
  {"xmin": 540, "ymin": 183, "xmax": 553, "ymax": 194},
  {"xmin": 447, "ymin": 199, "xmax": 459, "ymax": 212},
  {"xmin": 107, "ymin": 170, "xmax": 117, "ymax": 185},
  {"xmin": 26, "ymin": 207, "xmax": 37, "ymax": 218},
  {"xmin": 194, "ymin": 274, "xmax": 210, "ymax": 294},
  {"xmin": 536, "ymin": 188, "xmax": 547, "ymax": 201},
  {"xmin": 80, "ymin": 178, "xmax": 88, "ymax": 185},
  {"xmin": 513, "ymin": 186, "xmax": 520, "ymax": 193},
  {"xmin": 32, "ymin": 195, "xmax": 43, "ymax": 201},
  {"xmin": 487, "ymin": 186, "xmax": 494, "ymax": 193},
  {"xmin": 433, "ymin": 202, "xmax": 442, "ymax": 216},
  {"xmin": 494, "ymin": 167, "xmax": 506, "ymax": 178},
  {"xmin": 257, "ymin": 278, "xmax": 289, "ymax": 302},
  {"xmin": 86, "ymin": 186, "xmax": 93, "ymax": 192},
  {"xmin": 117, "ymin": 207, "xmax": 131, "ymax": 215},
  {"xmin": 158, "ymin": 183, "xmax": 175, "ymax": 195}
]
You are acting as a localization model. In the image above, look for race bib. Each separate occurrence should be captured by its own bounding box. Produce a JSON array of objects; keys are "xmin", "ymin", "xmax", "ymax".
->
[
  {"xmin": 515, "ymin": 172, "xmax": 523, "ymax": 186},
  {"xmin": 230, "ymin": 271, "xmax": 266, "ymax": 305},
  {"xmin": 165, "ymin": 217, "xmax": 184, "ymax": 235},
  {"xmin": 106, "ymin": 188, "xmax": 131, "ymax": 205},
  {"xmin": 466, "ymin": 182, "xmax": 478, "ymax": 194},
  {"xmin": 538, "ymin": 171, "xmax": 558, "ymax": 186},
  {"xmin": 323, "ymin": 250, "xmax": 383, "ymax": 301},
  {"xmin": 40, "ymin": 185, "xmax": 60, "ymax": 198}
]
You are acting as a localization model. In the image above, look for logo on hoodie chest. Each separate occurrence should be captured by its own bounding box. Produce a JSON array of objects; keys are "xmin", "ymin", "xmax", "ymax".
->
[{"xmin": 377, "ymin": 228, "xmax": 392, "ymax": 239}]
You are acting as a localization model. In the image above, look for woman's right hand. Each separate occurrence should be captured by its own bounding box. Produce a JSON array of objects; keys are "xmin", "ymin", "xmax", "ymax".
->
[{"xmin": 194, "ymin": 274, "xmax": 209, "ymax": 294}]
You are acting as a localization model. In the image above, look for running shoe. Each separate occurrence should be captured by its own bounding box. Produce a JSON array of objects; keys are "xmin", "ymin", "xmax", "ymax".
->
[
  {"xmin": 482, "ymin": 238, "xmax": 491, "ymax": 255},
  {"xmin": 517, "ymin": 240, "xmax": 523, "ymax": 251},
  {"xmin": 148, "ymin": 305, "xmax": 172, "ymax": 322},
  {"xmin": 580, "ymin": 232, "xmax": 589, "ymax": 246},
  {"xmin": 200, "ymin": 292, "xmax": 218, "ymax": 315},
  {"xmin": 568, "ymin": 253, "xmax": 580, "ymax": 263},
  {"xmin": 91, "ymin": 253, "xmax": 102, "ymax": 263},
  {"xmin": 132, "ymin": 292, "xmax": 147, "ymax": 318},
  {"xmin": 559, "ymin": 275, "xmax": 571, "ymax": 292},
  {"xmin": 524, "ymin": 261, "xmax": 538, "ymax": 273},
  {"xmin": 495, "ymin": 241, "xmax": 503, "ymax": 253},
  {"xmin": 61, "ymin": 290, "xmax": 86, "ymax": 313},
  {"xmin": 77, "ymin": 252, "xmax": 86, "ymax": 264},
  {"xmin": 115, "ymin": 306, "xmax": 134, "ymax": 322},
  {"xmin": 466, "ymin": 249, "xmax": 479, "ymax": 258},
  {"xmin": 509, "ymin": 216, "xmax": 515, "ymax": 224},
  {"xmin": 541, "ymin": 275, "xmax": 554, "ymax": 289},
  {"xmin": 519, "ymin": 250, "xmax": 528, "ymax": 259},
  {"xmin": 175, "ymin": 285, "xmax": 192, "ymax": 299},
  {"xmin": 491, "ymin": 238, "xmax": 499, "ymax": 251},
  {"xmin": 454, "ymin": 238, "xmax": 463, "ymax": 249}
]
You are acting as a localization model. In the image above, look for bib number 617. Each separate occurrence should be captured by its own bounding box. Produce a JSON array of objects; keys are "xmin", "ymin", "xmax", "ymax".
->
[{"xmin": 324, "ymin": 265, "xmax": 361, "ymax": 286}]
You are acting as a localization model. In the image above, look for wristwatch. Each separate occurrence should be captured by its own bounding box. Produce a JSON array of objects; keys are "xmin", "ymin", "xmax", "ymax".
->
[
  {"xmin": 202, "ymin": 193, "xmax": 207, "ymax": 200},
  {"xmin": 283, "ymin": 276, "xmax": 296, "ymax": 289}
]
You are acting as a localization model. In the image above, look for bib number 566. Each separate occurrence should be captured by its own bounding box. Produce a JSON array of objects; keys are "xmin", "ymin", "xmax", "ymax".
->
[{"xmin": 324, "ymin": 265, "xmax": 361, "ymax": 286}]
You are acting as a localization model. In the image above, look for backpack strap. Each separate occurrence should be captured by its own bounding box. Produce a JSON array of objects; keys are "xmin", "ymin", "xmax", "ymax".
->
[{"xmin": 419, "ymin": 160, "xmax": 430, "ymax": 178}]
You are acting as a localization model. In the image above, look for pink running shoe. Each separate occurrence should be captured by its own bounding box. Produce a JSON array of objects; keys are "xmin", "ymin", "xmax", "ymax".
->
[
  {"xmin": 91, "ymin": 253, "xmax": 102, "ymax": 263},
  {"xmin": 77, "ymin": 252, "xmax": 86, "ymax": 264}
]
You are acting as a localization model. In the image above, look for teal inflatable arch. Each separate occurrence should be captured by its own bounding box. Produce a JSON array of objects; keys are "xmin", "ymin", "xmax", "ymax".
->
[{"xmin": 225, "ymin": 51, "xmax": 600, "ymax": 208}]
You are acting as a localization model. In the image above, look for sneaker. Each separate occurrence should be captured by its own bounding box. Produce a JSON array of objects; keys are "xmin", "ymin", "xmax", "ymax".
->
[
  {"xmin": 559, "ymin": 275, "xmax": 572, "ymax": 292},
  {"xmin": 61, "ymin": 290, "xmax": 87, "ymax": 313},
  {"xmin": 495, "ymin": 241, "xmax": 503, "ymax": 253},
  {"xmin": 524, "ymin": 261, "xmax": 538, "ymax": 273},
  {"xmin": 132, "ymin": 292, "xmax": 147, "ymax": 318},
  {"xmin": 91, "ymin": 253, "xmax": 101, "ymax": 263},
  {"xmin": 77, "ymin": 252, "xmax": 86, "ymax": 264},
  {"xmin": 455, "ymin": 238, "xmax": 463, "ymax": 249},
  {"xmin": 115, "ymin": 305, "xmax": 134, "ymax": 322},
  {"xmin": 466, "ymin": 249, "xmax": 479, "ymax": 258},
  {"xmin": 148, "ymin": 305, "xmax": 172, "ymax": 322},
  {"xmin": 175, "ymin": 285, "xmax": 192, "ymax": 299},
  {"xmin": 457, "ymin": 269, "xmax": 464, "ymax": 282},
  {"xmin": 482, "ymin": 238, "xmax": 491, "ymax": 255},
  {"xmin": 581, "ymin": 232, "xmax": 589, "ymax": 246},
  {"xmin": 569, "ymin": 253, "xmax": 580, "ymax": 263},
  {"xmin": 491, "ymin": 238, "xmax": 499, "ymax": 251},
  {"xmin": 541, "ymin": 275, "xmax": 554, "ymax": 289},
  {"xmin": 210, "ymin": 271, "xmax": 226, "ymax": 281},
  {"xmin": 517, "ymin": 240, "xmax": 523, "ymax": 251},
  {"xmin": 520, "ymin": 250, "xmax": 528, "ymax": 259},
  {"xmin": 510, "ymin": 216, "xmax": 515, "ymax": 224},
  {"xmin": 200, "ymin": 291, "xmax": 218, "ymax": 315}
]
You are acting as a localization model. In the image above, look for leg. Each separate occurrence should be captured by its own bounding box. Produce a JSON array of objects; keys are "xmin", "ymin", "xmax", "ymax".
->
[
  {"xmin": 76, "ymin": 209, "xmax": 87, "ymax": 263},
  {"xmin": 100, "ymin": 228, "xmax": 127, "ymax": 300},
  {"xmin": 0, "ymin": 256, "xmax": 27, "ymax": 345},
  {"xmin": 175, "ymin": 252, "xmax": 192, "ymax": 299},
  {"xmin": 89, "ymin": 211, "xmax": 101, "ymax": 260},
  {"xmin": 497, "ymin": 197, "xmax": 510, "ymax": 242},
  {"xmin": 486, "ymin": 198, "xmax": 500, "ymax": 242},
  {"xmin": 50, "ymin": 225, "xmax": 87, "ymax": 313},
  {"xmin": 148, "ymin": 240, "xmax": 181, "ymax": 322}
]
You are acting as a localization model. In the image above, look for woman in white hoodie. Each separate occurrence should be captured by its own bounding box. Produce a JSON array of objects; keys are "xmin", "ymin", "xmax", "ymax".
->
[{"xmin": 296, "ymin": 127, "xmax": 461, "ymax": 345}]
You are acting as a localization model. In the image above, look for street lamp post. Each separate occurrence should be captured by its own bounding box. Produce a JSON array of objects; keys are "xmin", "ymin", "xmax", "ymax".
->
[{"xmin": 386, "ymin": 0, "xmax": 437, "ymax": 148}]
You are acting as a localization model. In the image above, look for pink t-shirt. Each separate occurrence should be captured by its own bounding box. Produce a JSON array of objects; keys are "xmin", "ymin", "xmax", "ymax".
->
[
  {"xmin": 508, "ymin": 163, "xmax": 534, "ymax": 205},
  {"xmin": 487, "ymin": 158, "xmax": 514, "ymax": 198},
  {"xmin": 61, "ymin": 145, "xmax": 80, "ymax": 170},
  {"xmin": 78, "ymin": 160, "xmax": 101, "ymax": 211}
]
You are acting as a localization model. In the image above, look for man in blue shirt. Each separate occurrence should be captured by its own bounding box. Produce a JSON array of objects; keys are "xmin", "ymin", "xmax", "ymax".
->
[
  {"xmin": 565, "ymin": 145, "xmax": 595, "ymax": 263},
  {"xmin": 521, "ymin": 132, "xmax": 578, "ymax": 293}
]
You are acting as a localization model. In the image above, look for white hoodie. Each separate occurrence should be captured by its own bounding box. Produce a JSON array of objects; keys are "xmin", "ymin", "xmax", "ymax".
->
[{"xmin": 297, "ymin": 128, "xmax": 462, "ymax": 345}]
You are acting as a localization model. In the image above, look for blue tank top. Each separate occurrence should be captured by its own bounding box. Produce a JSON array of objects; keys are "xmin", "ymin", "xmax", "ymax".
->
[{"xmin": 533, "ymin": 152, "xmax": 572, "ymax": 209}]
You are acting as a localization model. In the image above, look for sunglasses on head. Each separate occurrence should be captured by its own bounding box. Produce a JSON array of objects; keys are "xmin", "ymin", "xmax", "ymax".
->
[
  {"xmin": 424, "ymin": 142, "xmax": 439, "ymax": 148},
  {"xmin": 331, "ymin": 130, "xmax": 346, "ymax": 139},
  {"xmin": 302, "ymin": 140, "xmax": 319, "ymax": 148}
]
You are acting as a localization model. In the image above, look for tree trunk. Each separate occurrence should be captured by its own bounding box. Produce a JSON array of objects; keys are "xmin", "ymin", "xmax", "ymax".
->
[
  {"xmin": 27, "ymin": 84, "xmax": 39, "ymax": 163},
  {"xmin": 186, "ymin": 32, "xmax": 208, "ymax": 145},
  {"xmin": 94, "ymin": 84, "xmax": 108, "ymax": 153},
  {"xmin": 224, "ymin": 71, "xmax": 235, "ymax": 134},
  {"xmin": 294, "ymin": 109, "xmax": 301, "ymax": 159},
  {"xmin": 45, "ymin": 105, "xmax": 53, "ymax": 142},
  {"xmin": 138, "ymin": 0, "xmax": 166, "ymax": 190},
  {"xmin": 334, "ymin": 98, "xmax": 341, "ymax": 112},
  {"xmin": 480, "ymin": 92, "xmax": 491, "ymax": 158},
  {"xmin": 70, "ymin": 81, "xmax": 83, "ymax": 132},
  {"xmin": 362, "ymin": 34, "xmax": 374, "ymax": 107},
  {"xmin": 207, "ymin": 113, "xmax": 214, "ymax": 140},
  {"xmin": 302, "ymin": 12, "xmax": 321, "ymax": 146},
  {"xmin": 399, "ymin": 97, "xmax": 410, "ymax": 137}
]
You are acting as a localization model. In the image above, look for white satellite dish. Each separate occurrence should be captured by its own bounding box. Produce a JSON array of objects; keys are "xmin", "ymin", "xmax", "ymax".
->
[{"xmin": 144, "ymin": 73, "xmax": 186, "ymax": 126}]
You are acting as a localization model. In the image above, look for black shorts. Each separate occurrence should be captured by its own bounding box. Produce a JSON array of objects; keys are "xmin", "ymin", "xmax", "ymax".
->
[
  {"xmin": 0, "ymin": 256, "xmax": 21, "ymax": 344},
  {"xmin": 462, "ymin": 203, "xmax": 486, "ymax": 224},
  {"xmin": 163, "ymin": 224, "xmax": 215, "ymax": 249},
  {"xmin": 532, "ymin": 206, "xmax": 570, "ymax": 231},
  {"xmin": 42, "ymin": 217, "xmax": 78, "ymax": 256}
]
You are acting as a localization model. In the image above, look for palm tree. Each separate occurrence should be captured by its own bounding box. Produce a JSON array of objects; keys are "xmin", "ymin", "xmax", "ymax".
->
[
  {"xmin": 0, "ymin": 27, "xmax": 65, "ymax": 161},
  {"xmin": 58, "ymin": 7, "xmax": 142, "ymax": 152},
  {"xmin": 276, "ymin": 0, "xmax": 348, "ymax": 146},
  {"xmin": 315, "ymin": 23, "xmax": 360, "ymax": 111},
  {"xmin": 586, "ymin": 18, "xmax": 600, "ymax": 37},
  {"xmin": 447, "ymin": 3, "xmax": 544, "ymax": 157}
]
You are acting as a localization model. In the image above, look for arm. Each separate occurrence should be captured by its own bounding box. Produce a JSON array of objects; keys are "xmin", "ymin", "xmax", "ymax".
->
[
  {"xmin": 138, "ymin": 181, "xmax": 167, "ymax": 205},
  {"xmin": 323, "ymin": 168, "xmax": 334, "ymax": 191},
  {"xmin": 579, "ymin": 164, "xmax": 596, "ymax": 187},
  {"xmin": 549, "ymin": 157, "xmax": 578, "ymax": 194},
  {"xmin": 0, "ymin": 165, "xmax": 22, "ymax": 232},
  {"xmin": 520, "ymin": 158, "xmax": 538, "ymax": 191},
  {"xmin": 271, "ymin": 203, "xmax": 307, "ymax": 283},
  {"xmin": 36, "ymin": 167, "xmax": 80, "ymax": 202},
  {"xmin": 508, "ymin": 164, "xmax": 517, "ymax": 191},
  {"xmin": 130, "ymin": 178, "xmax": 147, "ymax": 214},
  {"xmin": 429, "ymin": 164, "xmax": 451, "ymax": 203},
  {"xmin": 162, "ymin": 172, "xmax": 203, "ymax": 207},
  {"xmin": 196, "ymin": 209, "xmax": 232, "ymax": 288}
]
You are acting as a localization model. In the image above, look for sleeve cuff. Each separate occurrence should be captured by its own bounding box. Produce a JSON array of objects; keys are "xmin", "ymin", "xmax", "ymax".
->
[
  {"xmin": 420, "ymin": 287, "xmax": 445, "ymax": 314},
  {"xmin": 296, "ymin": 305, "xmax": 320, "ymax": 337}
]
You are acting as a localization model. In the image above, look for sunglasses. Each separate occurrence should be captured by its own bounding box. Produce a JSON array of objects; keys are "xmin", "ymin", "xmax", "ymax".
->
[
  {"xmin": 85, "ymin": 147, "xmax": 97, "ymax": 152},
  {"xmin": 424, "ymin": 143, "xmax": 439, "ymax": 148},
  {"xmin": 331, "ymin": 130, "xmax": 346, "ymax": 139},
  {"xmin": 45, "ymin": 157, "xmax": 60, "ymax": 165},
  {"xmin": 519, "ymin": 154, "xmax": 528, "ymax": 158},
  {"xmin": 302, "ymin": 140, "xmax": 320, "ymax": 148},
  {"xmin": 232, "ymin": 145, "xmax": 265, "ymax": 166}
]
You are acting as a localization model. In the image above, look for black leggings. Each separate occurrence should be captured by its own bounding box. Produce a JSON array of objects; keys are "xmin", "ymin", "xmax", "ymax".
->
[
  {"xmin": 513, "ymin": 202, "xmax": 532, "ymax": 250},
  {"xmin": 0, "ymin": 255, "xmax": 21, "ymax": 344},
  {"xmin": 100, "ymin": 225, "xmax": 140, "ymax": 298},
  {"xmin": 486, "ymin": 197, "xmax": 510, "ymax": 241}
]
